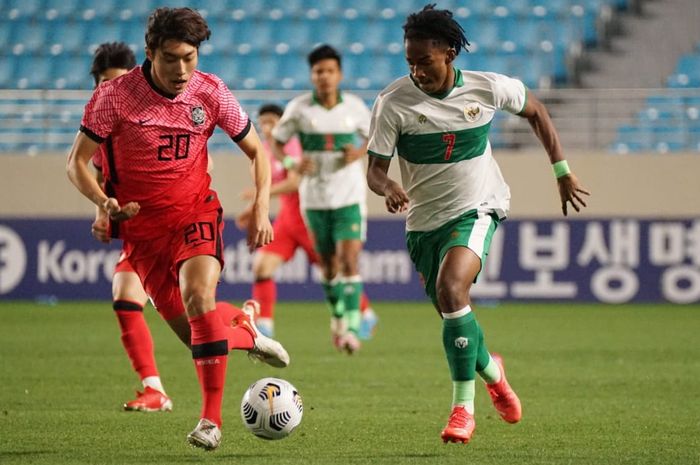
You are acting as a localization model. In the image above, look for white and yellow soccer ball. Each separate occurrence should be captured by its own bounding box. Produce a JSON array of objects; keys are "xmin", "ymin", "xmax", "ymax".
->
[{"xmin": 240, "ymin": 377, "xmax": 303, "ymax": 440}]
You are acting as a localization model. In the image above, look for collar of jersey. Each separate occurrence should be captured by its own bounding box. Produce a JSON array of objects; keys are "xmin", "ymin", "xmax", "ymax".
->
[
  {"xmin": 411, "ymin": 67, "xmax": 463, "ymax": 100},
  {"xmin": 311, "ymin": 90, "xmax": 343, "ymax": 108},
  {"xmin": 142, "ymin": 59, "xmax": 178, "ymax": 100}
]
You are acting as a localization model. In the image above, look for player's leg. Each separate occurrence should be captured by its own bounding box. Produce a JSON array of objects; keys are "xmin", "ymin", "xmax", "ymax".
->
[
  {"xmin": 112, "ymin": 257, "xmax": 173, "ymax": 412},
  {"xmin": 178, "ymin": 254, "xmax": 230, "ymax": 450},
  {"xmin": 251, "ymin": 213, "xmax": 298, "ymax": 337},
  {"xmin": 334, "ymin": 203, "xmax": 366, "ymax": 353},
  {"xmin": 359, "ymin": 291, "xmax": 378, "ymax": 340},
  {"xmin": 304, "ymin": 209, "xmax": 345, "ymax": 340}
]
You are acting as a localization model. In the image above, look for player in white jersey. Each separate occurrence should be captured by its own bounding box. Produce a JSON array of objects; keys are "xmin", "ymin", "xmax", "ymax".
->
[
  {"xmin": 272, "ymin": 45, "xmax": 372, "ymax": 354},
  {"xmin": 367, "ymin": 5, "xmax": 590, "ymax": 445}
]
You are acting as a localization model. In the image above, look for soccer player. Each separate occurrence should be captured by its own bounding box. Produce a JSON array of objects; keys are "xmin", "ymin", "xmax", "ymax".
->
[
  {"xmin": 67, "ymin": 8, "xmax": 289, "ymax": 451},
  {"xmin": 271, "ymin": 45, "xmax": 372, "ymax": 353},
  {"xmin": 88, "ymin": 41, "xmax": 174, "ymax": 413},
  {"xmin": 366, "ymin": 5, "xmax": 590, "ymax": 444},
  {"xmin": 236, "ymin": 104, "xmax": 378, "ymax": 340}
]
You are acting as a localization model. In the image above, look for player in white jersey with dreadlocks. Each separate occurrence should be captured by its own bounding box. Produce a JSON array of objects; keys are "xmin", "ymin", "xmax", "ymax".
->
[{"xmin": 367, "ymin": 4, "xmax": 590, "ymax": 445}]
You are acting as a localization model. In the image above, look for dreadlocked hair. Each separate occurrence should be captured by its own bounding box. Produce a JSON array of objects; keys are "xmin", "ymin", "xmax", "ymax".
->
[{"xmin": 403, "ymin": 4, "xmax": 470, "ymax": 55}]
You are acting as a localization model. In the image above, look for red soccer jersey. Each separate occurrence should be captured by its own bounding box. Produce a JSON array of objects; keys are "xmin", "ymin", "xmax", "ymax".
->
[
  {"xmin": 263, "ymin": 137, "xmax": 302, "ymax": 214},
  {"xmin": 80, "ymin": 60, "xmax": 250, "ymax": 241}
]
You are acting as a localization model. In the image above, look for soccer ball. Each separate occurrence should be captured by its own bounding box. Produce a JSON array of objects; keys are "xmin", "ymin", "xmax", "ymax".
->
[{"xmin": 240, "ymin": 377, "xmax": 303, "ymax": 440}]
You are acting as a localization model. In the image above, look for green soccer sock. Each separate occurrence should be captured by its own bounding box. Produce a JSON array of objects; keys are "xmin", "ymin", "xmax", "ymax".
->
[
  {"xmin": 341, "ymin": 275, "xmax": 363, "ymax": 335},
  {"xmin": 321, "ymin": 277, "xmax": 344, "ymax": 318},
  {"xmin": 442, "ymin": 306, "xmax": 479, "ymax": 409},
  {"xmin": 474, "ymin": 323, "xmax": 501, "ymax": 384},
  {"xmin": 452, "ymin": 381, "xmax": 476, "ymax": 414}
]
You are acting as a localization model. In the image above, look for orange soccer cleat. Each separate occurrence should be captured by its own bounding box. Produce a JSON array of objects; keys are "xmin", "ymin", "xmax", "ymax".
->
[
  {"xmin": 485, "ymin": 353, "xmax": 522, "ymax": 424},
  {"xmin": 440, "ymin": 405, "xmax": 475, "ymax": 444},
  {"xmin": 123, "ymin": 386, "xmax": 173, "ymax": 412}
]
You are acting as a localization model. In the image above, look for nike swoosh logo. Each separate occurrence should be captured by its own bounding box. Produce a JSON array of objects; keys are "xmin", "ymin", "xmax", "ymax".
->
[{"xmin": 138, "ymin": 118, "xmax": 152, "ymax": 125}]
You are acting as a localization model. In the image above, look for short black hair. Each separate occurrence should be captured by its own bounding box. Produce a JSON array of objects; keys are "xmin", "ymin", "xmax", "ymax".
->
[
  {"xmin": 145, "ymin": 7, "xmax": 211, "ymax": 52},
  {"xmin": 258, "ymin": 103, "xmax": 284, "ymax": 118},
  {"xmin": 307, "ymin": 44, "xmax": 342, "ymax": 69},
  {"xmin": 90, "ymin": 42, "xmax": 136, "ymax": 86},
  {"xmin": 403, "ymin": 4, "xmax": 470, "ymax": 55}
]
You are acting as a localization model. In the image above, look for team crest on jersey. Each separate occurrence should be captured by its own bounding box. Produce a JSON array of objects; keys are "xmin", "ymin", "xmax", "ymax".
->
[
  {"xmin": 418, "ymin": 114, "xmax": 428, "ymax": 124},
  {"xmin": 191, "ymin": 106, "xmax": 206, "ymax": 126},
  {"xmin": 463, "ymin": 103, "xmax": 482, "ymax": 123}
]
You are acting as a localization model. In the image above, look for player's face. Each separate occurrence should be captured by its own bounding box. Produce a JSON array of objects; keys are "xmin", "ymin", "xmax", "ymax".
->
[
  {"xmin": 97, "ymin": 67, "xmax": 129, "ymax": 86},
  {"xmin": 310, "ymin": 58, "xmax": 342, "ymax": 97},
  {"xmin": 147, "ymin": 40, "xmax": 198, "ymax": 95},
  {"xmin": 405, "ymin": 38, "xmax": 455, "ymax": 94},
  {"xmin": 258, "ymin": 112, "xmax": 280, "ymax": 141}
]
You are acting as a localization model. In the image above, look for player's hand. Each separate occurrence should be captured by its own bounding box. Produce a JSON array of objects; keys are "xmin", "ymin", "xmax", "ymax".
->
[
  {"xmin": 91, "ymin": 215, "xmax": 111, "ymax": 243},
  {"xmin": 235, "ymin": 205, "xmax": 253, "ymax": 231},
  {"xmin": 247, "ymin": 206, "xmax": 273, "ymax": 252},
  {"xmin": 297, "ymin": 157, "xmax": 316, "ymax": 175},
  {"xmin": 383, "ymin": 180, "xmax": 409, "ymax": 213},
  {"xmin": 557, "ymin": 173, "xmax": 590, "ymax": 216},
  {"xmin": 102, "ymin": 197, "xmax": 140, "ymax": 222},
  {"xmin": 342, "ymin": 144, "xmax": 365, "ymax": 164},
  {"xmin": 239, "ymin": 187, "xmax": 256, "ymax": 201}
]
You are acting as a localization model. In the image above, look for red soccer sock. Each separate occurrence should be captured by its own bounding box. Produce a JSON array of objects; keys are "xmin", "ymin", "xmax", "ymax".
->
[
  {"xmin": 215, "ymin": 301, "xmax": 255, "ymax": 351},
  {"xmin": 253, "ymin": 278, "xmax": 277, "ymax": 319},
  {"xmin": 113, "ymin": 300, "xmax": 159, "ymax": 380},
  {"xmin": 360, "ymin": 292, "xmax": 371, "ymax": 314},
  {"xmin": 189, "ymin": 310, "xmax": 229, "ymax": 427}
]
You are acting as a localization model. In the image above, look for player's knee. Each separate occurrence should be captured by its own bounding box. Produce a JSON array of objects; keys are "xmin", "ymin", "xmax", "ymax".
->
[
  {"xmin": 181, "ymin": 286, "xmax": 215, "ymax": 315},
  {"xmin": 435, "ymin": 279, "xmax": 469, "ymax": 312}
]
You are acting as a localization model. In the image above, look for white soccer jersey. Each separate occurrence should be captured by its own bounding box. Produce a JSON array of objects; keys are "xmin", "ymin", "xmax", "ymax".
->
[
  {"xmin": 367, "ymin": 69, "xmax": 527, "ymax": 232},
  {"xmin": 273, "ymin": 92, "xmax": 371, "ymax": 210}
]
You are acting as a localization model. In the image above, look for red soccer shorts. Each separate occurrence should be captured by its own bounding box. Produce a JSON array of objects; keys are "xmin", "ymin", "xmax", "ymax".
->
[
  {"xmin": 113, "ymin": 250, "xmax": 135, "ymax": 274},
  {"xmin": 261, "ymin": 207, "xmax": 318, "ymax": 263},
  {"xmin": 122, "ymin": 206, "xmax": 224, "ymax": 321}
]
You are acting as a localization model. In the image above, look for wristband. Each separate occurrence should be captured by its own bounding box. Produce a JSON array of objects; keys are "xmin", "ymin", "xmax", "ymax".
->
[
  {"xmin": 282, "ymin": 155, "xmax": 297, "ymax": 170},
  {"xmin": 552, "ymin": 160, "xmax": 571, "ymax": 178}
]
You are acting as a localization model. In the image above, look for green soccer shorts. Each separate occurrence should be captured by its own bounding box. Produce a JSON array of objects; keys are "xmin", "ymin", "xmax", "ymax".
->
[
  {"xmin": 304, "ymin": 203, "xmax": 366, "ymax": 256},
  {"xmin": 406, "ymin": 209, "xmax": 500, "ymax": 307}
]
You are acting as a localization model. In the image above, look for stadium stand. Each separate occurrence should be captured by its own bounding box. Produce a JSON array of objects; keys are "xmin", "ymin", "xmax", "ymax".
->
[
  {"xmin": 6, "ymin": 0, "xmax": 698, "ymax": 155},
  {"xmin": 611, "ymin": 46, "xmax": 700, "ymax": 153}
]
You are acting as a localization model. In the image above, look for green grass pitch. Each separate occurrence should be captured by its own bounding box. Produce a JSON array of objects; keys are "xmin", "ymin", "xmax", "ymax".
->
[{"xmin": 0, "ymin": 300, "xmax": 698, "ymax": 465}]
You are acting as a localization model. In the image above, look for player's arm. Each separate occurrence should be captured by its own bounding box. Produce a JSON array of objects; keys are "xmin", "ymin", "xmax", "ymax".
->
[
  {"xmin": 343, "ymin": 138, "xmax": 368, "ymax": 165},
  {"xmin": 91, "ymin": 164, "xmax": 111, "ymax": 243},
  {"xmin": 367, "ymin": 156, "xmax": 409, "ymax": 214},
  {"xmin": 518, "ymin": 92, "xmax": 590, "ymax": 216},
  {"xmin": 236, "ymin": 125, "xmax": 274, "ymax": 251},
  {"xmin": 66, "ymin": 132, "xmax": 139, "ymax": 221}
]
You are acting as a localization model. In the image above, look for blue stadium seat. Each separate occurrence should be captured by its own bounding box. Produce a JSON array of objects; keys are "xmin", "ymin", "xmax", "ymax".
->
[
  {"xmin": 10, "ymin": 20, "xmax": 47, "ymax": 54},
  {"xmin": 232, "ymin": 20, "xmax": 273, "ymax": 53},
  {"xmin": 116, "ymin": 0, "xmax": 154, "ymax": 21},
  {"xmin": 612, "ymin": 124, "xmax": 653, "ymax": 153},
  {"xmin": 675, "ymin": 54, "xmax": 700, "ymax": 78},
  {"xmin": 0, "ymin": 19, "xmax": 12, "ymax": 49},
  {"xmin": 652, "ymin": 126, "xmax": 687, "ymax": 152},
  {"xmin": 276, "ymin": 53, "xmax": 308, "ymax": 89},
  {"xmin": 200, "ymin": 57, "xmax": 242, "ymax": 88},
  {"xmin": 48, "ymin": 22, "xmax": 87, "ymax": 55},
  {"xmin": 0, "ymin": 56, "xmax": 15, "ymax": 88},
  {"xmin": 53, "ymin": 55, "xmax": 93, "ymax": 89},
  {"xmin": 312, "ymin": 18, "xmax": 349, "ymax": 49},
  {"xmin": 44, "ymin": 0, "xmax": 80, "ymax": 20},
  {"xmin": 207, "ymin": 20, "xmax": 237, "ymax": 54},
  {"xmin": 85, "ymin": 22, "xmax": 123, "ymax": 51},
  {"xmin": 273, "ymin": 19, "xmax": 312, "ymax": 53},
  {"xmin": 120, "ymin": 20, "xmax": 145, "ymax": 50},
  {"xmin": 78, "ymin": 0, "xmax": 117, "ymax": 20},
  {"xmin": 5, "ymin": 0, "xmax": 41, "ymax": 20},
  {"xmin": 190, "ymin": 0, "xmax": 232, "ymax": 18},
  {"xmin": 14, "ymin": 56, "xmax": 52, "ymax": 89}
]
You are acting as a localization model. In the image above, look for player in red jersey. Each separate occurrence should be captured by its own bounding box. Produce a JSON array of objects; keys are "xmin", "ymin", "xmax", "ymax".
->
[
  {"xmin": 88, "ymin": 41, "xmax": 174, "ymax": 413},
  {"xmin": 236, "ymin": 104, "xmax": 378, "ymax": 340},
  {"xmin": 67, "ymin": 8, "xmax": 288, "ymax": 451}
]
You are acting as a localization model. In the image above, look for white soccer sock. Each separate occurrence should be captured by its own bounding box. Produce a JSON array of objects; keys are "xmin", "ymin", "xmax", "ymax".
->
[{"xmin": 142, "ymin": 376, "xmax": 165, "ymax": 394}]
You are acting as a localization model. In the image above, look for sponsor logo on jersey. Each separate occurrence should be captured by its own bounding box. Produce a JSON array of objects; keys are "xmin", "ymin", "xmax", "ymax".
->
[
  {"xmin": 191, "ymin": 106, "xmax": 206, "ymax": 126},
  {"xmin": 464, "ymin": 103, "xmax": 482, "ymax": 123}
]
